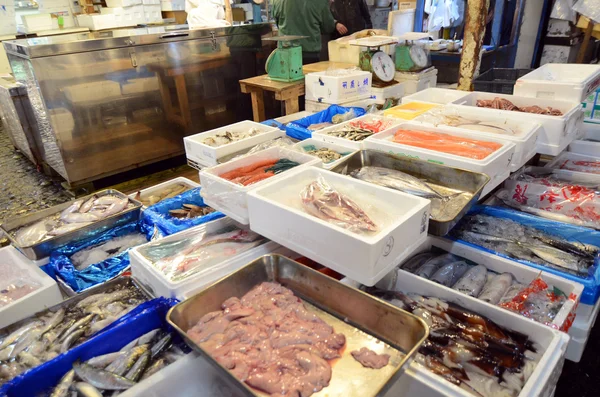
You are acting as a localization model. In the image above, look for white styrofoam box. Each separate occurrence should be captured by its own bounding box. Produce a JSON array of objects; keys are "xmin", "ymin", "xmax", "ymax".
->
[
  {"xmin": 292, "ymin": 138, "xmax": 358, "ymax": 170},
  {"xmin": 0, "ymin": 246, "xmax": 63, "ymax": 329},
  {"xmin": 568, "ymin": 121, "xmax": 600, "ymax": 156},
  {"xmin": 22, "ymin": 14, "xmax": 53, "ymax": 32},
  {"xmin": 313, "ymin": 114, "xmax": 403, "ymax": 150},
  {"xmin": 63, "ymin": 80, "xmax": 121, "ymax": 102},
  {"xmin": 101, "ymin": 5, "xmax": 144, "ymax": 25},
  {"xmin": 184, "ymin": 121, "xmax": 283, "ymax": 168},
  {"xmin": 127, "ymin": 177, "xmax": 199, "ymax": 207},
  {"xmin": 143, "ymin": 0, "xmax": 160, "ymax": 4},
  {"xmin": 274, "ymin": 110, "xmax": 314, "ymax": 124},
  {"xmin": 370, "ymin": 82, "xmax": 404, "ymax": 105},
  {"xmin": 121, "ymin": 76, "xmax": 159, "ymax": 95},
  {"xmin": 305, "ymin": 97, "xmax": 377, "ymax": 113},
  {"xmin": 565, "ymin": 298, "xmax": 600, "ymax": 361},
  {"xmin": 247, "ymin": 167, "xmax": 431, "ymax": 286},
  {"xmin": 429, "ymin": 237, "xmax": 582, "ymax": 332},
  {"xmin": 453, "ymin": 91, "xmax": 584, "ymax": 156},
  {"xmin": 394, "ymin": 68, "xmax": 438, "ymax": 95},
  {"xmin": 566, "ymin": 335, "xmax": 588, "ymax": 363},
  {"xmin": 483, "ymin": 169, "xmax": 510, "ymax": 197},
  {"xmin": 106, "ymin": 0, "xmax": 141, "ymax": 7},
  {"xmin": 514, "ymin": 63, "xmax": 600, "ymax": 104},
  {"xmin": 130, "ymin": 218, "xmax": 282, "ymax": 299},
  {"xmin": 199, "ymin": 146, "xmax": 321, "ymax": 224},
  {"xmin": 143, "ymin": 4, "xmax": 162, "ymax": 22},
  {"xmin": 160, "ymin": 0, "xmax": 184, "ymax": 10},
  {"xmin": 544, "ymin": 151, "xmax": 600, "ymax": 179},
  {"xmin": 76, "ymin": 14, "xmax": 118, "ymax": 31},
  {"xmin": 401, "ymin": 87, "xmax": 470, "ymax": 105},
  {"xmin": 363, "ymin": 121, "xmax": 517, "ymax": 192},
  {"xmin": 415, "ymin": 104, "xmax": 541, "ymax": 172},
  {"xmin": 305, "ymin": 70, "xmax": 372, "ymax": 105}
]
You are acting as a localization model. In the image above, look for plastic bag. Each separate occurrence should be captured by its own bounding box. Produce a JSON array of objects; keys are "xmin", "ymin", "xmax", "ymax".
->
[
  {"xmin": 141, "ymin": 187, "xmax": 224, "ymax": 237},
  {"xmin": 573, "ymin": 0, "xmax": 600, "ymax": 24},
  {"xmin": 0, "ymin": 263, "xmax": 40, "ymax": 307},
  {"xmin": 300, "ymin": 176, "xmax": 379, "ymax": 234},
  {"xmin": 551, "ymin": 0, "xmax": 576, "ymax": 22},
  {"xmin": 285, "ymin": 105, "xmax": 366, "ymax": 141},
  {"xmin": 43, "ymin": 222, "xmax": 151, "ymax": 294}
]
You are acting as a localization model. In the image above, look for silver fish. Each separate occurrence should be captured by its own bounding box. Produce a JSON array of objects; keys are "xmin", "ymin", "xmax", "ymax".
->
[
  {"xmin": 61, "ymin": 212, "xmax": 99, "ymax": 224},
  {"xmin": 120, "ymin": 329, "xmax": 159, "ymax": 352},
  {"xmin": 106, "ymin": 344, "xmax": 149, "ymax": 376},
  {"xmin": 61, "ymin": 328, "xmax": 85, "ymax": 353},
  {"xmin": 80, "ymin": 195, "xmax": 98, "ymax": 213},
  {"xmin": 150, "ymin": 334, "xmax": 172, "ymax": 360},
  {"xmin": 478, "ymin": 273, "xmax": 513, "ymax": 304},
  {"xmin": 125, "ymin": 350, "xmax": 150, "ymax": 381},
  {"xmin": 95, "ymin": 199, "xmax": 128, "ymax": 218},
  {"xmin": 0, "ymin": 320, "xmax": 43, "ymax": 350},
  {"xmin": 452, "ymin": 265, "xmax": 488, "ymax": 297},
  {"xmin": 14, "ymin": 219, "xmax": 54, "ymax": 246},
  {"xmin": 50, "ymin": 369, "xmax": 75, "ymax": 397},
  {"xmin": 401, "ymin": 252, "xmax": 437, "ymax": 273},
  {"xmin": 73, "ymin": 362, "xmax": 135, "ymax": 390},
  {"xmin": 140, "ymin": 357, "xmax": 166, "ymax": 380},
  {"xmin": 87, "ymin": 351, "xmax": 127, "ymax": 368},
  {"xmin": 523, "ymin": 243, "xmax": 583, "ymax": 273},
  {"xmin": 59, "ymin": 314, "xmax": 95, "ymax": 343},
  {"xmin": 351, "ymin": 166, "xmax": 445, "ymax": 200},
  {"xmin": 74, "ymin": 382, "xmax": 103, "ymax": 397},
  {"xmin": 82, "ymin": 291, "xmax": 131, "ymax": 312},
  {"xmin": 48, "ymin": 222, "xmax": 93, "ymax": 236},
  {"xmin": 10, "ymin": 328, "xmax": 43, "ymax": 359},
  {"xmin": 40, "ymin": 309, "xmax": 66, "ymax": 336},
  {"xmin": 93, "ymin": 196, "xmax": 121, "ymax": 206},
  {"xmin": 60, "ymin": 200, "xmax": 84, "ymax": 221},
  {"xmin": 430, "ymin": 261, "xmax": 470, "ymax": 287}
]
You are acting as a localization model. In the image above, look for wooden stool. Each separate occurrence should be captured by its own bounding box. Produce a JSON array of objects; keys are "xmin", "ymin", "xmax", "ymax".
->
[{"xmin": 239, "ymin": 74, "xmax": 305, "ymax": 122}]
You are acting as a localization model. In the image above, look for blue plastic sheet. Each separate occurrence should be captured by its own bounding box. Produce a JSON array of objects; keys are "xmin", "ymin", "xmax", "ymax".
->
[
  {"xmin": 449, "ymin": 205, "xmax": 600, "ymax": 305},
  {"xmin": 0, "ymin": 297, "xmax": 181, "ymax": 397},
  {"xmin": 42, "ymin": 222, "xmax": 151, "ymax": 294},
  {"xmin": 141, "ymin": 187, "xmax": 225, "ymax": 237},
  {"xmin": 261, "ymin": 119, "xmax": 285, "ymax": 131},
  {"xmin": 285, "ymin": 105, "xmax": 367, "ymax": 141}
]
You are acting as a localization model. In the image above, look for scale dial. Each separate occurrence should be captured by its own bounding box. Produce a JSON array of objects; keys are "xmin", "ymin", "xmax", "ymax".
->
[
  {"xmin": 410, "ymin": 46, "xmax": 429, "ymax": 68},
  {"xmin": 371, "ymin": 51, "xmax": 395, "ymax": 82}
]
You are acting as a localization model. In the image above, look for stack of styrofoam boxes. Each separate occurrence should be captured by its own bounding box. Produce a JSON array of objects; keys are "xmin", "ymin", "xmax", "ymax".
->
[
  {"xmin": 304, "ymin": 69, "xmax": 373, "ymax": 111},
  {"xmin": 394, "ymin": 66, "xmax": 438, "ymax": 95},
  {"xmin": 21, "ymin": 14, "xmax": 54, "ymax": 32},
  {"xmin": 160, "ymin": 0, "xmax": 184, "ymax": 11},
  {"xmin": 0, "ymin": 2, "xmax": 16, "ymax": 36},
  {"xmin": 38, "ymin": 0, "xmax": 76, "ymax": 28},
  {"xmin": 101, "ymin": 0, "xmax": 144, "ymax": 27},
  {"xmin": 77, "ymin": 13, "xmax": 118, "ymax": 30},
  {"xmin": 142, "ymin": 0, "xmax": 162, "ymax": 24}
]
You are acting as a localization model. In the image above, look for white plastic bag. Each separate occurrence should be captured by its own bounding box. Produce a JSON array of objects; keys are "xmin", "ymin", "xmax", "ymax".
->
[
  {"xmin": 551, "ymin": 0, "xmax": 576, "ymax": 23},
  {"xmin": 573, "ymin": 0, "xmax": 600, "ymax": 24}
]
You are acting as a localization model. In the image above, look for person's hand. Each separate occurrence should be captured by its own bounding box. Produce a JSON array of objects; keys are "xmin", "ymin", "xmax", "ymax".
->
[{"xmin": 336, "ymin": 23, "xmax": 348, "ymax": 35}]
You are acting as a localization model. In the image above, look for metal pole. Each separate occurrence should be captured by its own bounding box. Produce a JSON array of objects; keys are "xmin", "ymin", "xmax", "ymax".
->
[{"xmin": 457, "ymin": 0, "xmax": 490, "ymax": 91}]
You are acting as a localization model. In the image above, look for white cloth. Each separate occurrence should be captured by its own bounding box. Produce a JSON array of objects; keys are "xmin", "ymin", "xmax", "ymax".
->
[{"xmin": 186, "ymin": 0, "xmax": 231, "ymax": 28}]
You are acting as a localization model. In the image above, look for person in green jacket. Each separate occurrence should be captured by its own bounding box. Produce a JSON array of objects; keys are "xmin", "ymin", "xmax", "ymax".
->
[{"xmin": 272, "ymin": 0, "xmax": 347, "ymax": 64}]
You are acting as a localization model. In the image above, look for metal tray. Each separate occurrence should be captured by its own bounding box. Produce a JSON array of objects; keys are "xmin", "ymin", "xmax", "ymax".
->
[
  {"xmin": 56, "ymin": 266, "xmax": 133, "ymax": 297},
  {"xmin": 0, "ymin": 189, "xmax": 142, "ymax": 260},
  {"xmin": 330, "ymin": 150, "xmax": 490, "ymax": 236},
  {"xmin": 167, "ymin": 254, "xmax": 428, "ymax": 397}
]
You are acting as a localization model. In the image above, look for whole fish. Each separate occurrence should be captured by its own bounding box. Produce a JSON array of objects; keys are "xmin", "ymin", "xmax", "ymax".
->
[
  {"xmin": 401, "ymin": 252, "xmax": 436, "ymax": 273},
  {"xmin": 523, "ymin": 242, "xmax": 584, "ymax": 273},
  {"xmin": 414, "ymin": 254, "xmax": 461, "ymax": 279},
  {"xmin": 80, "ymin": 195, "xmax": 98, "ymax": 213},
  {"xmin": 61, "ymin": 328, "xmax": 86, "ymax": 353},
  {"xmin": 13, "ymin": 220, "xmax": 54, "ymax": 247},
  {"xmin": 87, "ymin": 351, "xmax": 126, "ymax": 368},
  {"xmin": 60, "ymin": 200, "xmax": 84, "ymax": 221},
  {"xmin": 95, "ymin": 199, "xmax": 128, "ymax": 218},
  {"xmin": 73, "ymin": 362, "xmax": 135, "ymax": 390},
  {"xmin": 140, "ymin": 357, "xmax": 166, "ymax": 380},
  {"xmin": 74, "ymin": 382, "xmax": 103, "ymax": 397},
  {"xmin": 106, "ymin": 344, "xmax": 149, "ymax": 376},
  {"xmin": 452, "ymin": 265, "xmax": 488, "ymax": 297},
  {"xmin": 350, "ymin": 166, "xmax": 446, "ymax": 200},
  {"xmin": 0, "ymin": 320, "xmax": 43, "ymax": 350},
  {"xmin": 94, "ymin": 196, "xmax": 122, "ymax": 206},
  {"xmin": 61, "ymin": 213, "xmax": 99, "ymax": 224},
  {"xmin": 125, "ymin": 351, "xmax": 150, "ymax": 381},
  {"xmin": 50, "ymin": 369, "xmax": 75, "ymax": 397},
  {"xmin": 59, "ymin": 314, "xmax": 95, "ymax": 343},
  {"xmin": 478, "ymin": 273, "xmax": 513, "ymax": 304},
  {"xmin": 48, "ymin": 222, "xmax": 93, "ymax": 237},
  {"xmin": 39, "ymin": 309, "xmax": 66, "ymax": 336},
  {"xmin": 430, "ymin": 261, "xmax": 470, "ymax": 287},
  {"xmin": 150, "ymin": 334, "xmax": 172, "ymax": 359}
]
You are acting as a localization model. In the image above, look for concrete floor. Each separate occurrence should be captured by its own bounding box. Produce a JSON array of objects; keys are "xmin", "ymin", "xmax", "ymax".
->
[{"xmin": 0, "ymin": 125, "xmax": 595, "ymax": 395}]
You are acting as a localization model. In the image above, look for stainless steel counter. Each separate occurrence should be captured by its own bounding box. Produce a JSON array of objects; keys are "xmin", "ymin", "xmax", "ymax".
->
[{"xmin": 3, "ymin": 24, "xmax": 272, "ymax": 186}]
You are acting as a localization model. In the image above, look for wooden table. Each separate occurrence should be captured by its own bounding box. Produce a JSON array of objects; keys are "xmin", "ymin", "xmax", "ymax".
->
[{"xmin": 239, "ymin": 75, "xmax": 305, "ymax": 122}]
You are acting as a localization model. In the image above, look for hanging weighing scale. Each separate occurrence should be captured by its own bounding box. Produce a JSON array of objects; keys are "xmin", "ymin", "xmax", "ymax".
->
[
  {"xmin": 350, "ymin": 36, "xmax": 397, "ymax": 84},
  {"xmin": 394, "ymin": 32, "xmax": 431, "ymax": 72},
  {"xmin": 264, "ymin": 35, "xmax": 307, "ymax": 83}
]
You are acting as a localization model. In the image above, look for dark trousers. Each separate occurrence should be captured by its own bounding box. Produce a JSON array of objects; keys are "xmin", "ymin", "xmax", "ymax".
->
[{"xmin": 302, "ymin": 52, "xmax": 321, "ymax": 65}]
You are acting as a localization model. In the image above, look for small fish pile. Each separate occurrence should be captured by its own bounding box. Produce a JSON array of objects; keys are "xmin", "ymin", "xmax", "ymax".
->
[
  {"xmin": 348, "ymin": 118, "xmax": 394, "ymax": 133},
  {"xmin": 202, "ymin": 128, "xmax": 262, "ymax": 147},
  {"xmin": 301, "ymin": 177, "xmax": 378, "ymax": 233},
  {"xmin": 0, "ymin": 285, "xmax": 146, "ymax": 384},
  {"xmin": 322, "ymin": 126, "xmax": 373, "ymax": 141},
  {"xmin": 134, "ymin": 183, "xmax": 191, "ymax": 207},
  {"xmin": 393, "ymin": 129, "xmax": 503, "ymax": 160},
  {"xmin": 364, "ymin": 287, "xmax": 540, "ymax": 397},
  {"xmin": 49, "ymin": 328, "xmax": 185, "ymax": 396},
  {"xmin": 187, "ymin": 282, "xmax": 346, "ymax": 397},
  {"xmin": 552, "ymin": 157, "xmax": 600, "ymax": 175},
  {"xmin": 139, "ymin": 227, "xmax": 266, "ymax": 282},
  {"xmin": 301, "ymin": 145, "xmax": 344, "ymax": 164},
  {"xmin": 307, "ymin": 122, "xmax": 333, "ymax": 131},
  {"xmin": 498, "ymin": 167, "xmax": 600, "ymax": 229},
  {"xmin": 426, "ymin": 114, "xmax": 519, "ymax": 136},
  {"xmin": 12, "ymin": 195, "xmax": 131, "ymax": 247},
  {"xmin": 71, "ymin": 233, "xmax": 148, "ymax": 271},
  {"xmin": 350, "ymin": 166, "xmax": 468, "ymax": 220},
  {"xmin": 451, "ymin": 214, "xmax": 600, "ymax": 276},
  {"xmin": 476, "ymin": 97, "xmax": 563, "ymax": 116},
  {"xmin": 400, "ymin": 252, "xmax": 568, "ymax": 327},
  {"xmin": 219, "ymin": 158, "xmax": 300, "ymax": 186},
  {"xmin": 168, "ymin": 204, "xmax": 216, "ymax": 219},
  {"xmin": 0, "ymin": 263, "xmax": 40, "ymax": 308}
]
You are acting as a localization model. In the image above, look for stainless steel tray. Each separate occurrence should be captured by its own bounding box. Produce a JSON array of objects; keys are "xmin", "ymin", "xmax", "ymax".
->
[
  {"xmin": 167, "ymin": 254, "xmax": 428, "ymax": 397},
  {"xmin": 0, "ymin": 189, "xmax": 142, "ymax": 260},
  {"xmin": 330, "ymin": 150, "xmax": 490, "ymax": 236}
]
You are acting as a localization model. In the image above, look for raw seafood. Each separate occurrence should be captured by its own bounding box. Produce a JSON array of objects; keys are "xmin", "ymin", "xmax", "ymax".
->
[
  {"xmin": 12, "ymin": 194, "xmax": 132, "ymax": 247},
  {"xmin": 168, "ymin": 204, "xmax": 216, "ymax": 219},
  {"xmin": 307, "ymin": 122, "xmax": 333, "ymax": 131},
  {"xmin": 202, "ymin": 128, "xmax": 262, "ymax": 147},
  {"xmin": 301, "ymin": 177, "xmax": 378, "ymax": 233},
  {"xmin": 49, "ymin": 329, "xmax": 185, "ymax": 395},
  {"xmin": 476, "ymin": 97, "xmax": 563, "ymax": 116},
  {"xmin": 351, "ymin": 166, "xmax": 446, "ymax": 200},
  {"xmin": 450, "ymin": 214, "xmax": 599, "ymax": 276},
  {"xmin": 134, "ymin": 183, "xmax": 191, "ymax": 207},
  {"xmin": 478, "ymin": 273, "xmax": 513, "ymax": 304},
  {"xmin": 0, "ymin": 284, "xmax": 146, "ymax": 385},
  {"xmin": 187, "ymin": 282, "xmax": 346, "ymax": 397},
  {"xmin": 322, "ymin": 126, "xmax": 374, "ymax": 141},
  {"xmin": 301, "ymin": 145, "xmax": 344, "ymax": 163},
  {"xmin": 364, "ymin": 287, "xmax": 539, "ymax": 397},
  {"xmin": 71, "ymin": 233, "xmax": 148, "ymax": 271},
  {"xmin": 0, "ymin": 263, "xmax": 40, "ymax": 308},
  {"xmin": 219, "ymin": 158, "xmax": 300, "ymax": 186},
  {"xmin": 430, "ymin": 261, "xmax": 470, "ymax": 287},
  {"xmin": 392, "ymin": 129, "xmax": 503, "ymax": 160},
  {"xmin": 452, "ymin": 265, "xmax": 487, "ymax": 297},
  {"xmin": 139, "ymin": 227, "xmax": 266, "ymax": 282},
  {"xmin": 553, "ymin": 158, "xmax": 600, "ymax": 175},
  {"xmin": 411, "ymin": 254, "xmax": 464, "ymax": 279},
  {"xmin": 423, "ymin": 112, "xmax": 519, "ymax": 136},
  {"xmin": 351, "ymin": 347, "xmax": 390, "ymax": 369},
  {"xmin": 348, "ymin": 118, "xmax": 394, "ymax": 133}
]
